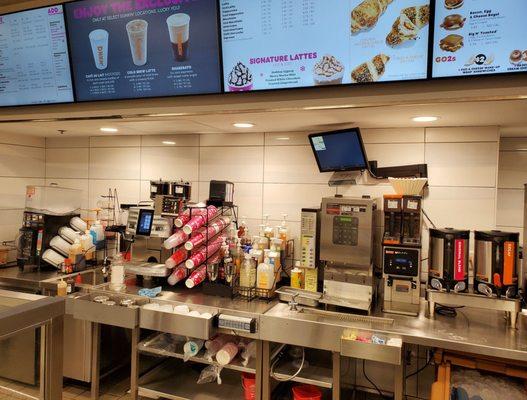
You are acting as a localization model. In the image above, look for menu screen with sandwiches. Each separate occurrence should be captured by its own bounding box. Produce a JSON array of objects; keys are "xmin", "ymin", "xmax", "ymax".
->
[
  {"xmin": 220, "ymin": 0, "xmax": 430, "ymax": 92},
  {"xmin": 432, "ymin": 0, "xmax": 527, "ymax": 77},
  {"xmin": 65, "ymin": 0, "xmax": 221, "ymax": 101},
  {"xmin": 0, "ymin": 6, "xmax": 74, "ymax": 107}
]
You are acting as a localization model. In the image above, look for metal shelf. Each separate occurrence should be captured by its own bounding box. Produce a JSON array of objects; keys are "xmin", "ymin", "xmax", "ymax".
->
[
  {"xmin": 138, "ymin": 359, "xmax": 245, "ymax": 400},
  {"xmin": 271, "ymin": 356, "xmax": 333, "ymax": 389},
  {"xmin": 138, "ymin": 333, "xmax": 256, "ymax": 374}
]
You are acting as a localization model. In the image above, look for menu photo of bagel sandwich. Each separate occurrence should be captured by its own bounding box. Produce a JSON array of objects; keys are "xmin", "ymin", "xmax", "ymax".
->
[
  {"xmin": 351, "ymin": 0, "xmax": 393, "ymax": 34},
  {"xmin": 350, "ymin": 54, "xmax": 390, "ymax": 83},
  {"xmin": 439, "ymin": 34, "xmax": 463, "ymax": 52},
  {"xmin": 386, "ymin": 4, "xmax": 430, "ymax": 47},
  {"xmin": 444, "ymin": 0, "xmax": 463, "ymax": 10},
  {"xmin": 440, "ymin": 14, "xmax": 466, "ymax": 30}
]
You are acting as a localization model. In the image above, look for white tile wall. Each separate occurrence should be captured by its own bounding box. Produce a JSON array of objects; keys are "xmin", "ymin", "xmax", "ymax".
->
[
  {"xmin": 0, "ymin": 139, "xmax": 47, "ymax": 262},
  {"xmin": 40, "ymin": 126, "xmax": 503, "ymax": 268},
  {"xmin": 46, "ymin": 148, "xmax": 89, "ymax": 179},
  {"xmin": 496, "ymin": 137, "xmax": 527, "ymax": 239}
]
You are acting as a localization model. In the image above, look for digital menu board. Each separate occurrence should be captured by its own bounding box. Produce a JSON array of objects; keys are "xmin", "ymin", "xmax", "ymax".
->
[
  {"xmin": 65, "ymin": 0, "xmax": 221, "ymax": 101},
  {"xmin": 0, "ymin": 6, "xmax": 74, "ymax": 107},
  {"xmin": 220, "ymin": 0, "xmax": 430, "ymax": 92},
  {"xmin": 432, "ymin": 0, "xmax": 527, "ymax": 77}
]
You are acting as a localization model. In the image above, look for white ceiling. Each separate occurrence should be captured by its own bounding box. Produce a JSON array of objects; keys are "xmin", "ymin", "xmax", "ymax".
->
[{"xmin": 1, "ymin": 99, "xmax": 526, "ymax": 138}]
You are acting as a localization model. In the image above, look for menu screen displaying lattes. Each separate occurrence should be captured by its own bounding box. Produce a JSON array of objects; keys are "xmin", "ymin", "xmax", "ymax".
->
[
  {"xmin": 432, "ymin": 0, "xmax": 527, "ymax": 77},
  {"xmin": 65, "ymin": 0, "xmax": 221, "ymax": 101},
  {"xmin": 0, "ymin": 6, "xmax": 74, "ymax": 107},
  {"xmin": 220, "ymin": 0, "xmax": 430, "ymax": 92}
]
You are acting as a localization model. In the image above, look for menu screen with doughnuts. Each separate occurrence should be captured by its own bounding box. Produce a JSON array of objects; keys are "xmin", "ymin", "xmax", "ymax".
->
[
  {"xmin": 220, "ymin": 0, "xmax": 430, "ymax": 92},
  {"xmin": 432, "ymin": 0, "xmax": 527, "ymax": 77}
]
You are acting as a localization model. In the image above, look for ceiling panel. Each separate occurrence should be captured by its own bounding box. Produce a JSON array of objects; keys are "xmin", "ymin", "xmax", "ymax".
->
[{"xmin": 0, "ymin": 99, "xmax": 526, "ymax": 137}]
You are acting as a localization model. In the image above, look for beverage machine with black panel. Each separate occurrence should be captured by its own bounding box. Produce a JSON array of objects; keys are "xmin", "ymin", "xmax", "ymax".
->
[
  {"xmin": 17, "ymin": 186, "xmax": 81, "ymax": 270},
  {"xmin": 319, "ymin": 196, "xmax": 377, "ymax": 312},
  {"xmin": 428, "ymin": 228, "xmax": 470, "ymax": 293},
  {"xmin": 474, "ymin": 230, "xmax": 519, "ymax": 299},
  {"xmin": 383, "ymin": 195, "xmax": 403, "ymax": 245},
  {"xmin": 150, "ymin": 179, "xmax": 191, "ymax": 217},
  {"xmin": 382, "ymin": 195, "xmax": 422, "ymax": 316}
]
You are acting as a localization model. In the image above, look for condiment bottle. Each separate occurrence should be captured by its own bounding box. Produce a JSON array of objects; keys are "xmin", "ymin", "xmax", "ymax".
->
[
  {"xmin": 57, "ymin": 280, "xmax": 67, "ymax": 297},
  {"xmin": 291, "ymin": 261, "xmax": 303, "ymax": 289},
  {"xmin": 240, "ymin": 254, "xmax": 256, "ymax": 288}
]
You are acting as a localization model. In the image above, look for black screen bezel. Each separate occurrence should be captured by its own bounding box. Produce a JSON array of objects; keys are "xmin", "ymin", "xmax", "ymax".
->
[
  {"xmin": 0, "ymin": 4, "xmax": 75, "ymax": 108},
  {"xmin": 1, "ymin": 0, "xmax": 526, "ymax": 109},
  {"xmin": 62, "ymin": 0, "xmax": 224, "ymax": 103},
  {"xmin": 308, "ymin": 127, "xmax": 369, "ymax": 173},
  {"xmin": 136, "ymin": 209, "xmax": 155, "ymax": 237}
]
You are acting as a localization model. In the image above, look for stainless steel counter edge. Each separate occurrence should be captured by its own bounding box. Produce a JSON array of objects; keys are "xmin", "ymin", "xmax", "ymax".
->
[{"xmin": 260, "ymin": 302, "xmax": 527, "ymax": 362}]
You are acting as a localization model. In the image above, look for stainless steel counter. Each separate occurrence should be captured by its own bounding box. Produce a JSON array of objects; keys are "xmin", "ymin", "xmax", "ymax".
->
[
  {"xmin": 95, "ymin": 285, "xmax": 527, "ymax": 362},
  {"xmin": 0, "ymin": 266, "xmax": 105, "ymax": 293},
  {"xmin": 261, "ymin": 301, "xmax": 527, "ymax": 362}
]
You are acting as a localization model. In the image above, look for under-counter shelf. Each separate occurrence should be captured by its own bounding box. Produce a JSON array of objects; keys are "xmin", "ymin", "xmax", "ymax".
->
[
  {"xmin": 138, "ymin": 359, "xmax": 245, "ymax": 400},
  {"xmin": 71, "ymin": 292, "xmax": 147, "ymax": 328},
  {"xmin": 140, "ymin": 303, "xmax": 218, "ymax": 339},
  {"xmin": 138, "ymin": 333, "xmax": 256, "ymax": 374},
  {"xmin": 271, "ymin": 349, "xmax": 334, "ymax": 389}
]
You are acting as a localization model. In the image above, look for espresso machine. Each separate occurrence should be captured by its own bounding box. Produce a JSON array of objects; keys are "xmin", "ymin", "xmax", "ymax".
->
[
  {"xmin": 319, "ymin": 196, "xmax": 377, "ymax": 312},
  {"xmin": 382, "ymin": 195, "xmax": 422, "ymax": 316}
]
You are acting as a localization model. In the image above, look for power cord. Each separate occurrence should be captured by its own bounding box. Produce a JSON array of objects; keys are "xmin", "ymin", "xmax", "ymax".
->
[
  {"xmin": 435, "ymin": 303, "xmax": 465, "ymax": 318},
  {"xmin": 270, "ymin": 346, "xmax": 305, "ymax": 382},
  {"xmin": 362, "ymin": 359, "xmax": 388, "ymax": 399},
  {"xmin": 405, "ymin": 349, "xmax": 435, "ymax": 380}
]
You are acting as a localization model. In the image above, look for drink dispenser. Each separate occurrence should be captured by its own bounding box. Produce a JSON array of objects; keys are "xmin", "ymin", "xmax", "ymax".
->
[
  {"xmin": 428, "ymin": 228, "xmax": 470, "ymax": 293},
  {"xmin": 474, "ymin": 231, "xmax": 519, "ymax": 299}
]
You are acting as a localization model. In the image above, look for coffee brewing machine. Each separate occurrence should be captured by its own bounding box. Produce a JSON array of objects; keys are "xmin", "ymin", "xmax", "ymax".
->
[
  {"xmin": 426, "ymin": 228, "xmax": 522, "ymax": 328},
  {"xmin": 124, "ymin": 180, "xmax": 191, "ymax": 264},
  {"xmin": 382, "ymin": 195, "xmax": 423, "ymax": 316},
  {"xmin": 319, "ymin": 196, "xmax": 377, "ymax": 312}
]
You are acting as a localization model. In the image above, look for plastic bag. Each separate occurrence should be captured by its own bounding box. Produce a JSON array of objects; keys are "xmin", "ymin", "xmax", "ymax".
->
[
  {"xmin": 241, "ymin": 340, "xmax": 257, "ymax": 367},
  {"xmin": 197, "ymin": 364, "xmax": 223, "ymax": 385},
  {"xmin": 183, "ymin": 338, "xmax": 204, "ymax": 362}
]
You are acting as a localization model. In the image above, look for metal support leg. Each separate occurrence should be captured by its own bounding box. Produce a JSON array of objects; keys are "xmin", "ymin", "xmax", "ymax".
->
[
  {"xmin": 41, "ymin": 315, "xmax": 64, "ymax": 400},
  {"xmin": 394, "ymin": 358, "xmax": 405, "ymax": 400},
  {"xmin": 91, "ymin": 323, "xmax": 101, "ymax": 400},
  {"xmin": 255, "ymin": 340, "xmax": 263, "ymax": 400},
  {"xmin": 261, "ymin": 341, "xmax": 271, "ymax": 400},
  {"xmin": 130, "ymin": 327, "xmax": 140, "ymax": 400},
  {"xmin": 510, "ymin": 311, "xmax": 518, "ymax": 329},
  {"xmin": 428, "ymin": 301, "xmax": 435, "ymax": 319},
  {"xmin": 332, "ymin": 352, "xmax": 340, "ymax": 400}
]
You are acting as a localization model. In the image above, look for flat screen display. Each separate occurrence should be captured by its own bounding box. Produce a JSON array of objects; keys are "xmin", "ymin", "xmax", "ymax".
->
[
  {"xmin": 220, "ymin": 0, "xmax": 430, "ymax": 92},
  {"xmin": 0, "ymin": 6, "xmax": 74, "ymax": 107},
  {"xmin": 65, "ymin": 0, "xmax": 222, "ymax": 102},
  {"xmin": 137, "ymin": 209, "xmax": 154, "ymax": 236},
  {"xmin": 432, "ymin": 0, "xmax": 527, "ymax": 77},
  {"xmin": 309, "ymin": 129, "xmax": 368, "ymax": 172}
]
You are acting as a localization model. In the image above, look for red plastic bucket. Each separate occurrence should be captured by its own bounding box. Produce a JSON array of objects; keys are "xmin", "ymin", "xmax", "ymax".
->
[
  {"xmin": 292, "ymin": 385, "xmax": 322, "ymax": 400},
  {"xmin": 241, "ymin": 373, "xmax": 256, "ymax": 400}
]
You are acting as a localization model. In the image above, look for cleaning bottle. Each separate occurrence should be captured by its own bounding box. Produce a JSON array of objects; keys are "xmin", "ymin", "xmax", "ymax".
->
[
  {"xmin": 81, "ymin": 230, "xmax": 94, "ymax": 262},
  {"xmin": 90, "ymin": 220, "xmax": 105, "ymax": 250},
  {"xmin": 257, "ymin": 256, "xmax": 274, "ymax": 290},
  {"xmin": 68, "ymin": 238, "xmax": 82, "ymax": 269}
]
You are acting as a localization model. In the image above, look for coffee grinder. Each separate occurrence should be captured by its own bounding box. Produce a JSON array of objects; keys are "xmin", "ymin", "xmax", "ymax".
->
[{"xmin": 382, "ymin": 195, "xmax": 423, "ymax": 316}]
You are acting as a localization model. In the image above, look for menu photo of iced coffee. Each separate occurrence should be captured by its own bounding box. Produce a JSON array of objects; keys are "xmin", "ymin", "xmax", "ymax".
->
[{"xmin": 66, "ymin": 0, "xmax": 221, "ymax": 101}]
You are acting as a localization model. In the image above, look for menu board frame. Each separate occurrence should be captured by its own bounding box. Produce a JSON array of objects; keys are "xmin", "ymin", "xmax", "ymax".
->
[
  {"xmin": 0, "ymin": 4, "xmax": 75, "ymax": 108},
  {"xmin": 429, "ymin": 0, "xmax": 527, "ymax": 80},
  {"xmin": 63, "ymin": 0, "xmax": 224, "ymax": 103},
  {"xmin": 3, "ymin": 0, "xmax": 527, "ymax": 107}
]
